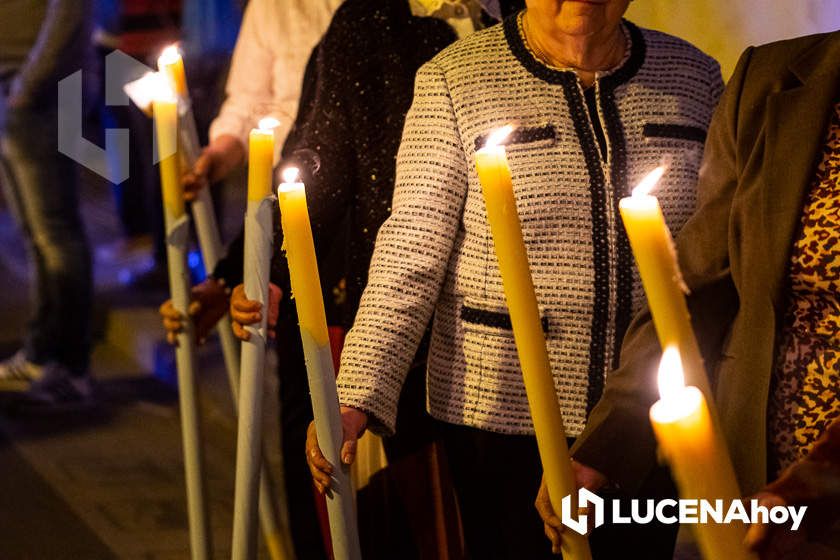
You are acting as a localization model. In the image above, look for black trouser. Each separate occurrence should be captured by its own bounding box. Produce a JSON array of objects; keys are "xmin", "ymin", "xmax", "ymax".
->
[{"xmin": 439, "ymin": 422, "xmax": 678, "ymax": 560}]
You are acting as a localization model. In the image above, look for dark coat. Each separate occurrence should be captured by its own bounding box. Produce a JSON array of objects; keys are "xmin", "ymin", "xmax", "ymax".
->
[
  {"xmin": 573, "ymin": 29, "xmax": 840, "ymax": 501},
  {"xmin": 214, "ymin": 0, "xmax": 525, "ymax": 328}
]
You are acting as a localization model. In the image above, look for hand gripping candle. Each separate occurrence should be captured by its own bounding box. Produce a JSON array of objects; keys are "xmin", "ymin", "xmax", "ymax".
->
[
  {"xmin": 231, "ymin": 118, "xmax": 284, "ymax": 560},
  {"xmin": 650, "ymin": 348, "xmax": 756, "ymax": 560},
  {"xmin": 153, "ymin": 86, "xmax": 211, "ymax": 560},
  {"xmin": 277, "ymin": 168, "xmax": 362, "ymax": 560},
  {"xmin": 475, "ymin": 126, "xmax": 592, "ymax": 560}
]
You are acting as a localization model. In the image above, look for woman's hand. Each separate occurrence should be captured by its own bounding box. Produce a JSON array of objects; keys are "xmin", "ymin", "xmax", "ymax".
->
[
  {"xmin": 305, "ymin": 406, "xmax": 368, "ymax": 494},
  {"xmin": 182, "ymin": 135, "xmax": 245, "ymax": 201},
  {"xmin": 535, "ymin": 461, "xmax": 608, "ymax": 554},
  {"xmin": 230, "ymin": 283, "xmax": 282, "ymax": 340},
  {"xmin": 159, "ymin": 277, "xmax": 230, "ymax": 346}
]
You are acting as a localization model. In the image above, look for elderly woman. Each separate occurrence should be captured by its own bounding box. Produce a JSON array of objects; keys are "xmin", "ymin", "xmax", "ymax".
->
[{"xmin": 305, "ymin": 0, "xmax": 722, "ymax": 557}]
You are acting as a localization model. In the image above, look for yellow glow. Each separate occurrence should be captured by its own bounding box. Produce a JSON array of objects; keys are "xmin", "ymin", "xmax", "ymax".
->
[
  {"xmin": 158, "ymin": 44, "xmax": 182, "ymax": 66},
  {"xmin": 483, "ymin": 125, "xmax": 514, "ymax": 150},
  {"xmin": 281, "ymin": 167, "xmax": 301, "ymax": 185},
  {"xmin": 657, "ymin": 346, "xmax": 686, "ymax": 402},
  {"xmin": 632, "ymin": 166, "xmax": 667, "ymax": 197},
  {"xmin": 258, "ymin": 117, "xmax": 281, "ymax": 131}
]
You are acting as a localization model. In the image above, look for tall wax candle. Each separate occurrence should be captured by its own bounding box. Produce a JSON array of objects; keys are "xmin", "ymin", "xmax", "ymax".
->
[
  {"xmin": 278, "ymin": 169, "xmax": 361, "ymax": 560},
  {"xmin": 618, "ymin": 168, "xmax": 711, "ymax": 397},
  {"xmin": 231, "ymin": 117, "xmax": 280, "ymax": 560},
  {"xmin": 277, "ymin": 170, "xmax": 329, "ymax": 346},
  {"xmin": 650, "ymin": 347, "xmax": 755, "ymax": 560},
  {"xmin": 475, "ymin": 126, "xmax": 591, "ymax": 560},
  {"xmin": 153, "ymin": 86, "xmax": 211, "ymax": 560}
]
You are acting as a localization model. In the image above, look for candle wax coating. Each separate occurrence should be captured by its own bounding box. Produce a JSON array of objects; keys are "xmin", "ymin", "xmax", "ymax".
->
[
  {"xmin": 248, "ymin": 129, "xmax": 275, "ymax": 202},
  {"xmin": 618, "ymin": 194, "xmax": 711, "ymax": 396},
  {"xmin": 278, "ymin": 183, "xmax": 330, "ymax": 347},
  {"xmin": 153, "ymin": 98, "xmax": 183, "ymax": 221},
  {"xmin": 475, "ymin": 144, "xmax": 591, "ymax": 560},
  {"xmin": 650, "ymin": 386, "xmax": 755, "ymax": 560}
]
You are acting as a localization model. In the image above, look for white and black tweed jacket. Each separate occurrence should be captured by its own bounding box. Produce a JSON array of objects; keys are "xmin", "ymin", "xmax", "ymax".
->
[{"xmin": 337, "ymin": 15, "xmax": 723, "ymax": 436}]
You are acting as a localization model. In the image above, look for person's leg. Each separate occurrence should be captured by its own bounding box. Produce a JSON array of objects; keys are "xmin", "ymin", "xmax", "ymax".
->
[
  {"xmin": 440, "ymin": 422, "xmax": 555, "ymax": 560},
  {"xmin": 276, "ymin": 315, "xmax": 328, "ymax": 560},
  {"xmin": 0, "ymin": 103, "xmax": 92, "ymax": 375}
]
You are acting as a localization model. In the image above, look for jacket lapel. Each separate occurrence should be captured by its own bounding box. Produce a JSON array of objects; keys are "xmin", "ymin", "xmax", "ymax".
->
[{"xmin": 762, "ymin": 32, "xmax": 840, "ymax": 313}]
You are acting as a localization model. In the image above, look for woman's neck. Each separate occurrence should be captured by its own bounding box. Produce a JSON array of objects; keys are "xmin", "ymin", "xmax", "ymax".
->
[{"xmin": 523, "ymin": 10, "xmax": 625, "ymax": 86}]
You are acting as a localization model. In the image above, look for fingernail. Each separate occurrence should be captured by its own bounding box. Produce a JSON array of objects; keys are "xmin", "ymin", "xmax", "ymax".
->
[{"xmin": 342, "ymin": 453, "xmax": 351, "ymax": 464}]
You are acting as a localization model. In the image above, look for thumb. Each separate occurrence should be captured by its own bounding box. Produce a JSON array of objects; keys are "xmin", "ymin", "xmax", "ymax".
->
[
  {"xmin": 194, "ymin": 151, "xmax": 214, "ymax": 177},
  {"xmin": 340, "ymin": 431, "xmax": 359, "ymax": 465}
]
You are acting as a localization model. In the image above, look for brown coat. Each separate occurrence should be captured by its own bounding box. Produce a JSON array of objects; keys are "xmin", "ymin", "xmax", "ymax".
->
[{"xmin": 573, "ymin": 29, "xmax": 840, "ymax": 500}]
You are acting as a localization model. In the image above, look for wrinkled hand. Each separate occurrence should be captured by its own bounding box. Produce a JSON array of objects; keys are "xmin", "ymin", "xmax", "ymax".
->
[
  {"xmin": 306, "ymin": 406, "xmax": 368, "ymax": 494},
  {"xmin": 230, "ymin": 282, "xmax": 282, "ymax": 340},
  {"xmin": 182, "ymin": 135, "xmax": 245, "ymax": 201},
  {"xmin": 535, "ymin": 461, "xmax": 608, "ymax": 554},
  {"xmin": 159, "ymin": 277, "xmax": 230, "ymax": 346}
]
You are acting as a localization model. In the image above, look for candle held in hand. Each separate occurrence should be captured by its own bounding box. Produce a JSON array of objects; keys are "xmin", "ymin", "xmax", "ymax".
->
[
  {"xmin": 278, "ymin": 168, "xmax": 330, "ymax": 346},
  {"xmin": 277, "ymin": 168, "xmax": 362, "ymax": 559},
  {"xmin": 618, "ymin": 167, "xmax": 711, "ymax": 396},
  {"xmin": 650, "ymin": 347, "xmax": 756, "ymax": 560},
  {"xmin": 475, "ymin": 126, "xmax": 591, "ymax": 560}
]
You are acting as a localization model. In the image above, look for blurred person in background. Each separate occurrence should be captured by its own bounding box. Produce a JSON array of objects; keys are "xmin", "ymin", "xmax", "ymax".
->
[
  {"xmin": 0, "ymin": 0, "xmax": 94, "ymax": 404},
  {"xmin": 92, "ymin": 0, "xmax": 181, "ymax": 280}
]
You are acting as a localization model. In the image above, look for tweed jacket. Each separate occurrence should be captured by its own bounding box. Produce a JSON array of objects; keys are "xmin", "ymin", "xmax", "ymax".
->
[
  {"xmin": 337, "ymin": 14, "xmax": 723, "ymax": 436},
  {"xmin": 573, "ymin": 30, "xmax": 840, "ymax": 505}
]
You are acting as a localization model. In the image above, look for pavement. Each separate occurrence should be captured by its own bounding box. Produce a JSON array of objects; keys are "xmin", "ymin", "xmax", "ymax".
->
[{"xmin": 0, "ymin": 170, "xmax": 291, "ymax": 559}]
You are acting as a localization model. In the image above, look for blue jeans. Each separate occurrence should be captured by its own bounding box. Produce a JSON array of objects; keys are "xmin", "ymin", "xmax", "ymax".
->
[{"xmin": 0, "ymin": 95, "xmax": 92, "ymax": 375}]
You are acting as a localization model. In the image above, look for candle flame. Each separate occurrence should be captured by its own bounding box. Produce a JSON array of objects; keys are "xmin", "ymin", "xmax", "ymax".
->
[
  {"xmin": 632, "ymin": 166, "xmax": 666, "ymax": 197},
  {"xmin": 484, "ymin": 125, "xmax": 514, "ymax": 149},
  {"xmin": 282, "ymin": 167, "xmax": 300, "ymax": 184},
  {"xmin": 657, "ymin": 346, "xmax": 686, "ymax": 402},
  {"xmin": 259, "ymin": 117, "xmax": 281, "ymax": 131},
  {"xmin": 158, "ymin": 44, "xmax": 182, "ymax": 66},
  {"xmin": 123, "ymin": 71, "xmax": 169, "ymax": 112},
  {"xmin": 148, "ymin": 74, "xmax": 176, "ymax": 103}
]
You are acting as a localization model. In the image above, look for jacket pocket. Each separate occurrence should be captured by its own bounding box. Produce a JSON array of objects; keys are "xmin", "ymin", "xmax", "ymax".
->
[
  {"xmin": 460, "ymin": 304, "xmax": 550, "ymax": 334},
  {"xmin": 643, "ymin": 123, "xmax": 707, "ymax": 144},
  {"xmin": 474, "ymin": 124, "xmax": 557, "ymax": 152}
]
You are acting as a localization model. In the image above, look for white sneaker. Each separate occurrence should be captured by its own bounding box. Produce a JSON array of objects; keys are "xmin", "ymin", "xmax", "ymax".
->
[{"xmin": 0, "ymin": 351, "xmax": 44, "ymax": 392}]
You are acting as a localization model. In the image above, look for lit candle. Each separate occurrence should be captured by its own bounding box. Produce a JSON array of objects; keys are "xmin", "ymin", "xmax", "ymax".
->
[
  {"xmin": 475, "ymin": 127, "xmax": 591, "ymax": 560},
  {"xmin": 123, "ymin": 71, "xmax": 165, "ymax": 117},
  {"xmin": 248, "ymin": 118, "xmax": 280, "ymax": 201},
  {"xmin": 158, "ymin": 44, "xmax": 189, "ymax": 98},
  {"xmin": 277, "ymin": 168, "xmax": 362, "ymax": 560},
  {"xmin": 152, "ymin": 84, "xmax": 212, "ymax": 560},
  {"xmin": 618, "ymin": 169, "xmax": 711, "ymax": 396},
  {"xmin": 650, "ymin": 347, "xmax": 755, "ymax": 560},
  {"xmin": 232, "ymin": 117, "xmax": 281, "ymax": 560}
]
